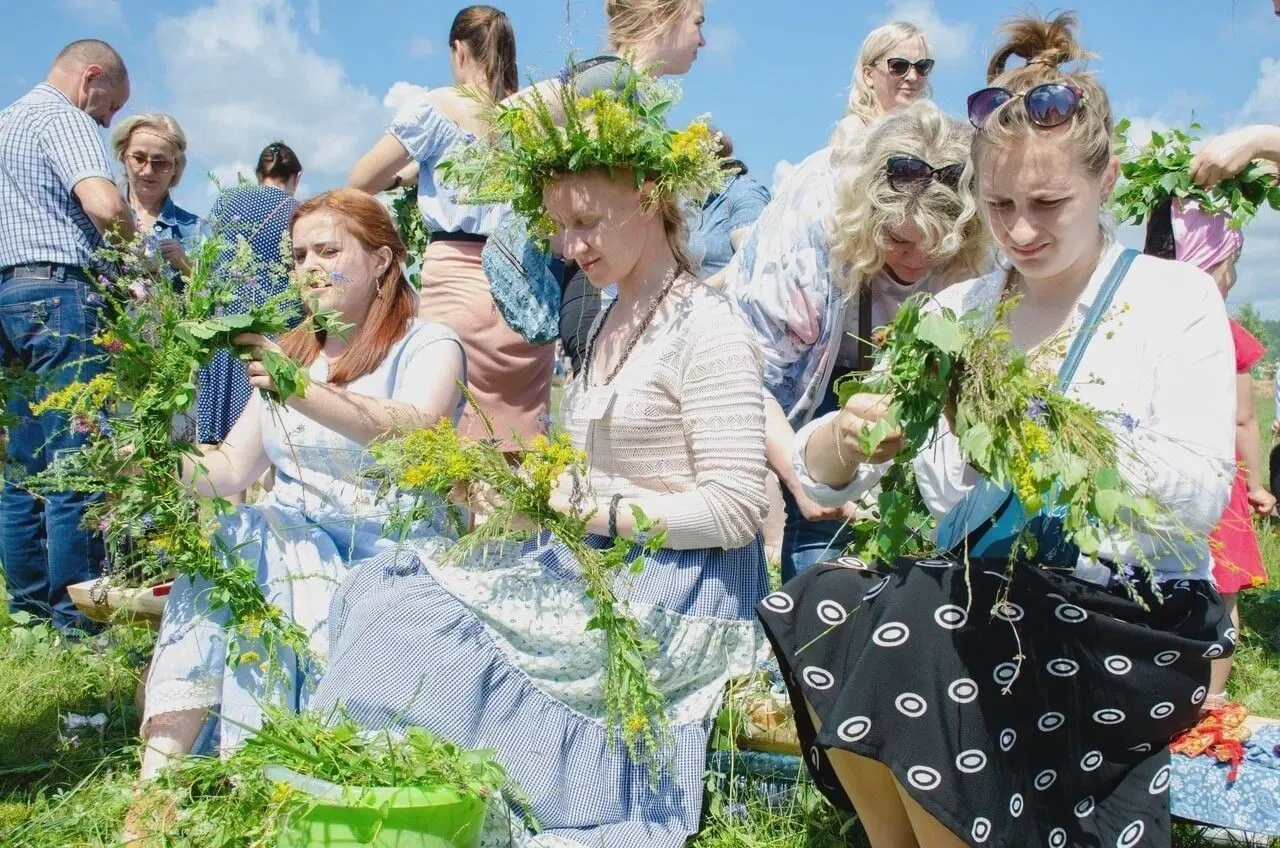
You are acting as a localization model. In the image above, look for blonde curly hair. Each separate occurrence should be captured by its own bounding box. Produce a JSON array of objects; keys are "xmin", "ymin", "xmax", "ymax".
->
[{"xmin": 829, "ymin": 100, "xmax": 989, "ymax": 295}]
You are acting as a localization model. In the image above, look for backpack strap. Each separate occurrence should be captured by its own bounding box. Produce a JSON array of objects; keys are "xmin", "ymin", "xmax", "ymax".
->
[{"xmin": 853, "ymin": 285, "xmax": 874, "ymax": 373}]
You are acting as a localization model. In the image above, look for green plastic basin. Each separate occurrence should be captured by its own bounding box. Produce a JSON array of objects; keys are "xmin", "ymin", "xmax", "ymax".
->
[{"xmin": 274, "ymin": 773, "xmax": 486, "ymax": 847}]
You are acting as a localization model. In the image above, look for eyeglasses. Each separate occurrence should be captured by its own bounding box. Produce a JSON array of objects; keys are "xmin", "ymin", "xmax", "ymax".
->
[
  {"xmin": 126, "ymin": 151, "xmax": 175, "ymax": 173},
  {"xmin": 966, "ymin": 83, "xmax": 1084, "ymax": 129},
  {"xmin": 884, "ymin": 57, "xmax": 935, "ymax": 78},
  {"xmin": 886, "ymin": 156, "xmax": 964, "ymax": 192}
]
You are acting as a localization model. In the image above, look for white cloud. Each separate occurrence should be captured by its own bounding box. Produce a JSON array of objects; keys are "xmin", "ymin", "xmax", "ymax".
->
[
  {"xmin": 881, "ymin": 0, "xmax": 973, "ymax": 63},
  {"xmin": 304, "ymin": 0, "xmax": 320, "ymax": 34},
  {"xmin": 157, "ymin": 0, "xmax": 391, "ymax": 199},
  {"xmin": 1243, "ymin": 57, "xmax": 1280, "ymax": 123},
  {"xmin": 703, "ymin": 24, "xmax": 743, "ymax": 62},
  {"xmin": 408, "ymin": 36, "xmax": 437, "ymax": 59},
  {"xmin": 60, "ymin": 0, "xmax": 122, "ymax": 25},
  {"xmin": 382, "ymin": 82, "xmax": 431, "ymax": 113}
]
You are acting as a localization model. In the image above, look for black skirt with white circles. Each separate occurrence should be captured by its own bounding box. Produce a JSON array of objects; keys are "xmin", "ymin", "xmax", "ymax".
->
[{"xmin": 756, "ymin": 557, "xmax": 1231, "ymax": 848}]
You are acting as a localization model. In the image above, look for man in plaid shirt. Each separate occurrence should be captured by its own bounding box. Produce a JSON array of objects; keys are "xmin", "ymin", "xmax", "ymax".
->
[{"xmin": 0, "ymin": 39, "xmax": 134, "ymax": 633}]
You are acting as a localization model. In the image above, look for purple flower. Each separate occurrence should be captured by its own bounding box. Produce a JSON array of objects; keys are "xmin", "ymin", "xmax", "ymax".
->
[
  {"xmin": 97, "ymin": 274, "xmax": 111, "ymax": 288},
  {"xmin": 1120, "ymin": 413, "xmax": 1139, "ymax": 433},
  {"xmin": 329, "ymin": 271, "xmax": 350, "ymax": 282},
  {"xmin": 98, "ymin": 519, "xmax": 109, "ymax": 533},
  {"xmin": 72, "ymin": 415, "xmax": 93, "ymax": 435},
  {"xmin": 557, "ymin": 66, "xmax": 573, "ymax": 85},
  {"xmin": 128, "ymin": 280, "xmax": 149, "ymax": 302},
  {"xmin": 103, "ymin": 339, "xmax": 123, "ymax": 354},
  {"xmin": 1025, "ymin": 398, "xmax": 1048, "ymax": 423}
]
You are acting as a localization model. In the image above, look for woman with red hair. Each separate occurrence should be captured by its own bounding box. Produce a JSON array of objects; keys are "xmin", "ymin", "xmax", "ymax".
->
[{"xmin": 136, "ymin": 188, "xmax": 466, "ymax": 779}]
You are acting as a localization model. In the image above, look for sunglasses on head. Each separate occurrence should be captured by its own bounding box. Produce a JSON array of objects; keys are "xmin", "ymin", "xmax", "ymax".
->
[
  {"xmin": 885, "ymin": 57, "xmax": 935, "ymax": 78},
  {"xmin": 966, "ymin": 83, "xmax": 1084, "ymax": 129},
  {"xmin": 886, "ymin": 156, "xmax": 964, "ymax": 192}
]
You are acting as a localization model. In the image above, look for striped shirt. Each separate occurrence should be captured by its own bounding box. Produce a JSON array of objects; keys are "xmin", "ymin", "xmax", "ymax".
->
[{"xmin": 0, "ymin": 83, "xmax": 114, "ymax": 269}]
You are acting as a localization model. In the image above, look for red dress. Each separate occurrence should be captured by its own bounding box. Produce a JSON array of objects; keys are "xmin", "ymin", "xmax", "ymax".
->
[{"xmin": 1209, "ymin": 319, "xmax": 1269, "ymax": 593}]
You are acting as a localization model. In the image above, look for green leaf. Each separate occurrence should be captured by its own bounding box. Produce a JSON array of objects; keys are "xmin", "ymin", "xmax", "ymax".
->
[
  {"xmin": 915, "ymin": 311, "xmax": 965, "ymax": 355},
  {"xmin": 1093, "ymin": 486, "xmax": 1122, "ymax": 525},
  {"xmin": 958, "ymin": 422, "xmax": 994, "ymax": 471}
]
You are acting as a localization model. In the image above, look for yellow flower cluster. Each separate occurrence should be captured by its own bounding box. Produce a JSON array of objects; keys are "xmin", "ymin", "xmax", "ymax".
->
[
  {"xmin": 582, "ymin": 91, "xmax": 637, "ymax": 141},
  {"xmin": 30, "ymin": 373, "xmax": 116, "ymax": 416},
  {"xmin": 670, "ymin": 121, "xmax": 715, "ymax": 163},
  {"xmin": 520, "ymin": 431, "xmax": 584, "ymax": 490}
]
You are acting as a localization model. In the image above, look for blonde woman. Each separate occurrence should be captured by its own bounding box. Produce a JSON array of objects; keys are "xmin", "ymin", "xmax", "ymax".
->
[
  {"xmin": 767, "ymin": 14, "xmax": 1234, "ymax": 847},
  {"xmin": 110, "ymin": 113, "xmax": 198, "ymax": 275},
  {"xmin": 831, "ymin": 21, "xmax": 933, "ymax": 150},
  {"xmin": 726, "ymin": 101, "xmax": 988, "ymax": 582}
]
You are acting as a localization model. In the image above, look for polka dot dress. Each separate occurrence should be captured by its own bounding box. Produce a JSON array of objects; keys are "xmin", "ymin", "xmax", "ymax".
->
[
  {"xmin": 196, "ymin": 185, "xmax": 299, "ymax": 444},
  {"xmin": 757, "ymin": 557, "xmax": 1231, "ymax": 847}
]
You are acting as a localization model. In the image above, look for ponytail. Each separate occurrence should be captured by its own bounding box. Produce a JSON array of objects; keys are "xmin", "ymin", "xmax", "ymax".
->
[{"xmin": 449, "ymin": 5, "xmax": 518, "ymax": 102}]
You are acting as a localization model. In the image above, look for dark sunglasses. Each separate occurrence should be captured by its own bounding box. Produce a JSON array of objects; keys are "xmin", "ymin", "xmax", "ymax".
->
[
  {"xmin": 967, "ymin": 83, "xmax": 1084, "ymax": 129},
  {"xmin": 886, "ymin": 156, "xmax": 964, "ymax": 192},
  {"xmin": 885, "ymin": 57, "xmax": 935, "ymax": 78}
]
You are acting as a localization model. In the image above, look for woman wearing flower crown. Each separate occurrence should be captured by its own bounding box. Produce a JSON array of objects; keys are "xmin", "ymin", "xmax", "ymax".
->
[
  {"xmin": 760, "ymin": 13, "xmax": 1235, "ymax": 848},
  {"xmin": 311, "ymin": 77, "xmax": 768, "ymax": 847}
]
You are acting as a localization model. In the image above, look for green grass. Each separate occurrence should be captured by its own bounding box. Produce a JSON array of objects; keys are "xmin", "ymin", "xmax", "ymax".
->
[{"xmin": 0, "ymin": 385, "xmax": 1278, "ymax": 845}]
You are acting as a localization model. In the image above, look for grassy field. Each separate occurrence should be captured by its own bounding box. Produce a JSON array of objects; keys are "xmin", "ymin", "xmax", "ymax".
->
[{"xmin": 0, "ymin": 387, "xmax": 1278, "ymax": 846}]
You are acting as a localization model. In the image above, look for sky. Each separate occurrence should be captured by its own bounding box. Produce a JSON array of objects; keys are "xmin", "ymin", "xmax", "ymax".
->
[{"xmin": 5, "ymin": 0, "xmax": 1280, "ymax": 311}]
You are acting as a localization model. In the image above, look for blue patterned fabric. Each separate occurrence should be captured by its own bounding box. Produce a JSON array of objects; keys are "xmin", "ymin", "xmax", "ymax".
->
[
  {"xmin": 195, "ymin": 184, "xmax": 298, "ymax": 443},
  {"xmin": 311, "ymin": 533, "xmax": 769, "ymax": 847},
  {"xmin": 0, "ymin": 84, "xmax": 115, "ymax": 269},
  {"xmin": 689, "ymin": 171, "xmax": 771, "ymax": 279},
  {"xmin": 1170, "ymin": 724, "xmax": 1280, "ymax": 837}
]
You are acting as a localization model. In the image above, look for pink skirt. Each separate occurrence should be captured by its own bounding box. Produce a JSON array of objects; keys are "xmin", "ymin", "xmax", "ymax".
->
[{"xmin": 418, "ymin": 240, "xmax": 554, "ymax": 451}]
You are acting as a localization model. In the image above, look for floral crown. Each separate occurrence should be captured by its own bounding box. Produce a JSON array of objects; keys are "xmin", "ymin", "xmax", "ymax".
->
[{"xmin": 438, "ymin": 67, "xmax": 725, "ymax": 242}]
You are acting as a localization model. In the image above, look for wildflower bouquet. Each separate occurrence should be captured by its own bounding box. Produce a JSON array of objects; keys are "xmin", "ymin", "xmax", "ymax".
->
[
  {"xmin": 835, "ymin": 294, "xmax": 1162, "ymax": 577},
  {"xmin": 437, "ymin": 65, "xmax": 724, "ymax": 244},
  {"xmin": 366, "ymin": 419, "xmax": 674, "ymax": 774},
  {"xmin": 19, "ymin": 232, "xmax": 332, "ymax": 659},
  {"xmin": 1112, "ymin": 120, "xmax": 1280, "ymax": 229}
]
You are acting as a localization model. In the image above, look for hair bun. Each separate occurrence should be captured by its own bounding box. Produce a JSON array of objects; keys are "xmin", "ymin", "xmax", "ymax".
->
[{"xmin": 985, "ymin": 12, "xmax": 1091, "ymax": 83}]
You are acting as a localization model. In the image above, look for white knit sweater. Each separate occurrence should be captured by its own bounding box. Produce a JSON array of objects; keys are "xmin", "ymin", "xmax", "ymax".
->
[{"xmin": 561, "ymin": 286, "xmax": 769, "ymax": 550}]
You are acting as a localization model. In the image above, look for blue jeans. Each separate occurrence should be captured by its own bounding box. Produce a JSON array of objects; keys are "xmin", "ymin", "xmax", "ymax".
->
[
  {"xmin": 779, "ymin": 484, "xmax": 855, "ymax": 584},
  {"xmin": 0, "ymin": 265, "xmax": 107, "ymax": 632}
]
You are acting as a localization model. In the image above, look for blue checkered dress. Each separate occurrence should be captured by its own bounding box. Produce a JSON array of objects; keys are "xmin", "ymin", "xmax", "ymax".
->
[
  {"xmin": 312, "ymin": 533, "xmax": 768, "ymax": 847},
  {"xmin": 0, "ymin": 83, "xmax": 115, "ymax": 270}
]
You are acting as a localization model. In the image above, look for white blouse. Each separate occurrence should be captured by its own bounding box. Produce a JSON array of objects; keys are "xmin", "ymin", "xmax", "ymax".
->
[{"xmin": 794, "ymin": 243, "xmax": 1237, "ymax": 582}]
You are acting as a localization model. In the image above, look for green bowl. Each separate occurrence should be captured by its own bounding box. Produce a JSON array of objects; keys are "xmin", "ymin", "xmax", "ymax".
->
[{"xmin": 278, "ymin": 782, "xmax": 487, "ymax": 848}]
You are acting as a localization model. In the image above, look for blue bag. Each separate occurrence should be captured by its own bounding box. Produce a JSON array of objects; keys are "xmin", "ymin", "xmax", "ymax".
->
[
  {"xmin": 481, "ymin": 209, "xmax": 564, "ymax": 347},
  {"xmin": 933, "ymin": 248, "xmax": 1138, "ymax": 562}
]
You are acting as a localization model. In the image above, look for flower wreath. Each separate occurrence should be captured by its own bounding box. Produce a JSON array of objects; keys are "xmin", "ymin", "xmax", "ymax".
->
[{"xmin": 438, "ymin": 65, "xmax": 725, "ymax": 243}]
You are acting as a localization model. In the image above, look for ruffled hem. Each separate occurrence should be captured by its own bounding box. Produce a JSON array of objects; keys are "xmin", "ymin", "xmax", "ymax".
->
[{"xmin": 311, "ymin": 550, "xmax": 713, "ymax": 845}]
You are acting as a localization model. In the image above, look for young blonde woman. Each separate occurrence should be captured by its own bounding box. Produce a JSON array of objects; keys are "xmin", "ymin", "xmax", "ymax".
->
[
  {"xmin": 762, "ymin": 14, "xmax": 1234, "ymax": 847},
  {"xmin": 313, "ymin": 78, "xmax": 767, "ymax": 848},
  {"xmin": 110, "ymin": 113, "xmax": 198, "ymax": 277}
]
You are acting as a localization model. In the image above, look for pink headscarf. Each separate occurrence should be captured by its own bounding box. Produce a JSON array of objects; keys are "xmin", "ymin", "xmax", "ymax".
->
[{"xmin": 1171, "ymin": 200, "xmax": 1244, "ymax": 272}]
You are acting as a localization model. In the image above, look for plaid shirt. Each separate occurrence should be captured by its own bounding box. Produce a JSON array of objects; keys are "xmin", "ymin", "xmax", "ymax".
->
[{"xmin": 0, "ymin": 83, "xmax": 114, "ymax": 270}]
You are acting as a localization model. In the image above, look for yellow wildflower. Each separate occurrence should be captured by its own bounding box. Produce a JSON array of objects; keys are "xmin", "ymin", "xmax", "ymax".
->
[{"xmin": 240, "ymin": 650, "xmax": 261, "ymax": 664}]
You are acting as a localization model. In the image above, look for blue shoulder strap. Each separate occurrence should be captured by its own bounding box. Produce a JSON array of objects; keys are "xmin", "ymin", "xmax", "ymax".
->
[
  {"xmin": 1055, "ymin": 248, "xmax": 1139, "ymax": 390},
  {"xmin": 934, "ymin": 248, "xmax": 1139, "ymax": 554}
]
